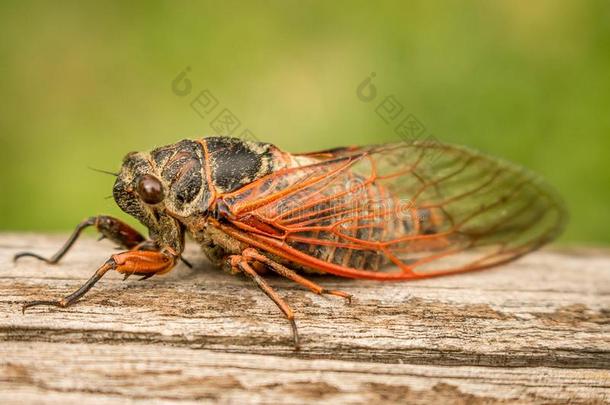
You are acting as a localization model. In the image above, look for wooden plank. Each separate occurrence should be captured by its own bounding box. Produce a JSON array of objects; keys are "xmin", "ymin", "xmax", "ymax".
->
[
  {"xmin": 0, "ymin": 233, "xmax": 609, "ymax": 403},
  {"xmin": 1, "ymin": 342, "xmax": 608, "ymax": 404}
]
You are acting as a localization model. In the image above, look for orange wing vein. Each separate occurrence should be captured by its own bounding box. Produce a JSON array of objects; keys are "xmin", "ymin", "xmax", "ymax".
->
[{"xmin": 213, "ymin": 141, "xmax": 567, "ymax": 280}]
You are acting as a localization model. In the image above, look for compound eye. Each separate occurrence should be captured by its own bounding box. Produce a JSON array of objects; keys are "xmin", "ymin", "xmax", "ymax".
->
[{"xmin": 136, "ymin": 174, "xmax": 164, "ymax": 205}]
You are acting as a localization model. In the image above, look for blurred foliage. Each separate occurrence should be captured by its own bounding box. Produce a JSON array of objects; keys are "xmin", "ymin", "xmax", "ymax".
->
[{"xmin": 0, "ymin": 0, "xmax": 608, "ymax": 244}]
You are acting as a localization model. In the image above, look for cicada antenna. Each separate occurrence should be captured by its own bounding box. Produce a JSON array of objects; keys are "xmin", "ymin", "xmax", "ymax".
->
[{"xmin": 88, "ymin": 166, "xmax": 119, "ymax": 177}]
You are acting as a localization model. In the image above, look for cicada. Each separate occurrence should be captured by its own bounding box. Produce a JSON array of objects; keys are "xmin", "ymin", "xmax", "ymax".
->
[{"xmin": 15, "ymin": 137, "xmax": 566, "ymax": 348}]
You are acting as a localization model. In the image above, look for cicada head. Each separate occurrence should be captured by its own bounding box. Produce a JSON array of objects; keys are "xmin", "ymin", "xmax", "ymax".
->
[{"xmin": 113, "ymin": 139, "xmax": 213, "ymax": 252}]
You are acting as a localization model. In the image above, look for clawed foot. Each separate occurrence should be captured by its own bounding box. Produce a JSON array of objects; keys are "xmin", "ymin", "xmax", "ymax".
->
[
  {"xmin": 323, "ymin": 289, "xmax": 353, "ymax": 304},
  {"xmin": 13, "ymin": 251, "xmax": 54, "ymax": 264},
  {"xmin": 22, "ymin": 299, "xmax": 68, "ymax": 314}
]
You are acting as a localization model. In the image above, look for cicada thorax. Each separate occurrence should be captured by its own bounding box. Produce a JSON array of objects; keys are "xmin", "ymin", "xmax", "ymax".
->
[
  {"xmin": 150, "ymin": 137, "xmax": 290, "ymax": 222},
  {"xmin": 150, "ymin": 139, "xmax": 208, "ymax": 217}
]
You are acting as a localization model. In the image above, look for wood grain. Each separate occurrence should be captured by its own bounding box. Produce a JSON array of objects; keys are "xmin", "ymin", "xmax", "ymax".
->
[{"xmin": 0, "ymin": 233, "xmax": 609, "ymax": 404}]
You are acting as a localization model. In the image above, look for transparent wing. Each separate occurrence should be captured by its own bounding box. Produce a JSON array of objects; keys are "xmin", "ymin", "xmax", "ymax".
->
[{"xmin": 216, "ymin": 141, "xmax": 567, "ymax": 279}]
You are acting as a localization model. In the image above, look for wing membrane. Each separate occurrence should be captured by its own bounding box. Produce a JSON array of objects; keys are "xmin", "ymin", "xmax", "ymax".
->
[{"xmin": 216, "ymin": 141, "xmax": 566, "ymax": 279}]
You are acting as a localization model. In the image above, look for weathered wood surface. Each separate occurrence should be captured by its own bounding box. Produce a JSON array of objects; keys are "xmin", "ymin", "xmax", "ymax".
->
[{"xmin": 0, "ymin": 233, "xmax": 608, "ymax": 404}]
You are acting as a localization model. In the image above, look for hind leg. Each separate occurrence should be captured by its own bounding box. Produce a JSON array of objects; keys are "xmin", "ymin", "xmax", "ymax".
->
[
  {"xmin": 228, "ymin": 254, "xmax": 300, "ymax": 349},
  {"xmin": 241, "ymin": 248, "xmax": 352, "ymax": 303}
]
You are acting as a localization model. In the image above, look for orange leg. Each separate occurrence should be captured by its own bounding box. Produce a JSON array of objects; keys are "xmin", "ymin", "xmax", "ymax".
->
[
  {"xmin": 228, "ymin": 255, "xmax": 300, "ymax": 350},
  {"xmin": 22, "ymin": 250, "xmax": 176, "ymax": 313},
  {"xmin": 241, "ymin": 248, "xmax": 352, "ymax": 303}
]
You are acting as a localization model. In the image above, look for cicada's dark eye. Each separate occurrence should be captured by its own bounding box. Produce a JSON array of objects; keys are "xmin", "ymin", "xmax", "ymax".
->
[{"xmin": 136, "ymin": 174, "xmax": 164, "ymax": 205}]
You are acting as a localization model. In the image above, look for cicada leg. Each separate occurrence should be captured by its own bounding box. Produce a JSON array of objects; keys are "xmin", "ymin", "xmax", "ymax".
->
[
  {"xmin": 241, "ymin": 248, "xmax": 352, "ymax": 303},
  {"xmin": 13, "ymin": 216, "xmax": 193, "ymax": 269},
  {"xmin": 228, "ymin": 254, "xmax": 300, "ymax": 350},
  {"xmin": 22, "ymin": 249, "xmax": 177, "ymax": 313},
  {"xmin": 14, "ymin": 215, "xmax": 146, "ymax": 264},
  {"xmin": 228, "ymin": 248, "xmax": 353, "ymax": 350}
]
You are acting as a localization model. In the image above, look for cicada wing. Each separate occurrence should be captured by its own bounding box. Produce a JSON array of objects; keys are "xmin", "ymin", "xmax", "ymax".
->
[{"xmin": 218, "ymin": 141, "xmax": 566, "ymax": 279}]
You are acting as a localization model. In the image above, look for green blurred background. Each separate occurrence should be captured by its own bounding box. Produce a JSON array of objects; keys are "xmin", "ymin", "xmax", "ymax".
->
[{"xmin": 0, "ymin": 1, "xmax": 608, "ymax": 244}]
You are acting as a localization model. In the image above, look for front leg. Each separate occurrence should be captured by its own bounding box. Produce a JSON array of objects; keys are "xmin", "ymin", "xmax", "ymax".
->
[
  {"xmin": 22, "ymin": 248, "xmax": 177, "ymax": 313},
  {"xmin": 14, "ymin": 215, "xmax": 146, "ymax": 264}
]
